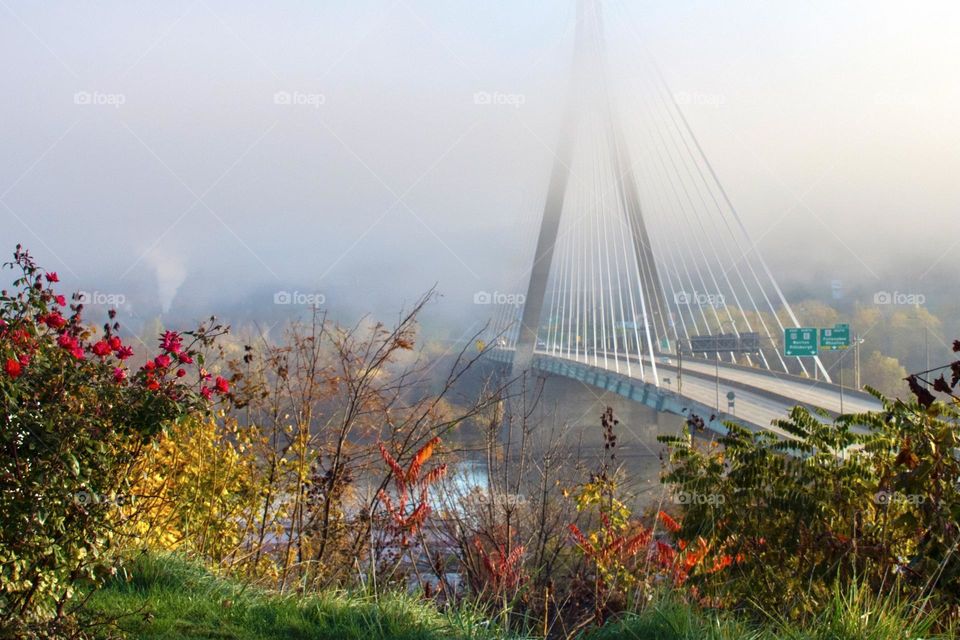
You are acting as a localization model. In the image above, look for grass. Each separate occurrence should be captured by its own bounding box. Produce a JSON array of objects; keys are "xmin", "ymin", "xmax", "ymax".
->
[
  {"xmin": 83, "ymin": 553, "xmax": 506, "ymax": 640},
  {"xmin": 585, "ymin": 584, "xmax": 951, "ymax": 640},
  {"xmin": 83, "ymin": 554, "xmax": 952, "ymax": 640}
]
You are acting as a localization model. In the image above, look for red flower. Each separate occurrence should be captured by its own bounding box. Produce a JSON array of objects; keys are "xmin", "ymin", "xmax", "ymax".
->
[
  {"xmin": 5, "ymin": 358, "xmax": 22, "ymax": 378},
  {"xmin": 54, "ymin": 295, "xmax": 66, "ymax": 306},
  {"xmin": 200, "ymin": 386, "xmax": 212, "ymax": 400},
  {"xmin": 57, "ymin": 334, "xmax": 78, "ymax": 350},
  {"xmin": 214, "ymin": 376, "xmax": 229, "ymax": 394},
  {"xmin": 144, "ymin": 360, "xmax": 156, "ymax": 371},
  {"xmin": 70, "ymin": 346, "xmax": 85, "ymax": 360},
  {"xmin": 43, "ymin": 312, "xmax": 67, "ymax": 329},
  {"xmin": 160, "ymin": 331, "xmax": 182, "ymax": 354},
  {"xmin": 178, "ymin": 352, "xmax": 193, "ymax": 364},
  {"xmin": 91, "ymin": 340, "xmax": 111, "ymax": 357},
  {"xmin": 154, "ymin": 354, "xmax": 172, "ymax": 368},
  {"xmin": 146, "ymin": 379, "xmax": 160, "ymax": 391},
  {"xmin": 175, "ymin": 368, "xmax": 186, "ymax": 378},
  {"xmin": 45, "ymin": 272, "xmax": 59, "ymax": 283},
  {"xmin": 115, "ymin": 346, "xmax": 134, "ymax": 360},
  {"xmin": 18, "ymin": 353, "xmax": 30, "ymax": 367},
  {"xmin": 108, "ymin": 336, "xmax": 122, "ymax": 351},
  {"xmin": 113, "ymin": 367, "xmax": 127, "ymax": 383}
]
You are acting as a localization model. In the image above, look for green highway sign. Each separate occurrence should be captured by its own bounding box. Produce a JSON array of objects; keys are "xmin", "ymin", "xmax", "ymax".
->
[
  {"xmin": 820, "ymin": 323, "xmax": 851, "ymax": 350},
  {"xmin": 784, "ymin": 328, "xmax": 818, "ymax": 357}
]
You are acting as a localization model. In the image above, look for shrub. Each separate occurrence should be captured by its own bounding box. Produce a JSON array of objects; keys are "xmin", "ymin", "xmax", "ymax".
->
[
  {"xmin": 122, "ymin": 413, "xmax": 265, "ymax": 567},
  {"xmin": 659, "ymin": 393, "xmax": 960, "ymax": 623},
  {"xmin": 565, "ymin": 409, "xmax": 733, "ymax": 627},
  {"xmin": 0, "ymin": 247, "xmax": 224, "ymax": 634}
]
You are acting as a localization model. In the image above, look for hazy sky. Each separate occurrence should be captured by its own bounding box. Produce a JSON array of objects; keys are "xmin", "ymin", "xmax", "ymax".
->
[{"xmin": 1, "ymin": 1, "xmax": 957, "ymax": 334}]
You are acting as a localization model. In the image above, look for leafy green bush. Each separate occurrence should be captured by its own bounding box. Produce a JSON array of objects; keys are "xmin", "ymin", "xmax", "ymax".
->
[
  {"xmin": 659, "ymin": 394, "xmax": 960, "ymax": 622},
  {"xmin": 0, "ymin": 247, "xmax": 224, "ymax": 635}
]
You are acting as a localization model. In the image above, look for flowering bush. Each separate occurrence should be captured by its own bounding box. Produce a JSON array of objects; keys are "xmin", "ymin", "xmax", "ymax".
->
[{"xmin": 0, "ymin": 246, "xmax": 225, "ymax": 634}]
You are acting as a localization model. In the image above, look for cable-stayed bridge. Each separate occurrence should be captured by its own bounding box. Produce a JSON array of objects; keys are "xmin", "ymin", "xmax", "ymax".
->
[{"xmin": 485, "ymin": 0, "xmax": 881, "ymax": 437}]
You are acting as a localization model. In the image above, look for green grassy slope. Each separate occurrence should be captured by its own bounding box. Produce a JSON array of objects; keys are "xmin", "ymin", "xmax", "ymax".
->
[
  {"xmin": 84, "ymin": 554, "xmax": 503, "ymax": 640},
  {"xmin": 84, "ymin": 554, "xmax": 950, "ymax": 640}
]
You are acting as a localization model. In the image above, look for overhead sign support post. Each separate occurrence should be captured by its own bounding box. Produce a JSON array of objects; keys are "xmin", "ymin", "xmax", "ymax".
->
[{"xmin": 820, "ymin": 323, "xmax": 851, "ymax": 414}]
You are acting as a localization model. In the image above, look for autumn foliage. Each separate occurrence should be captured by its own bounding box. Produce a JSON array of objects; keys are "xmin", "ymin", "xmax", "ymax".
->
[
  {"xmin": 377, "ymin": 437, "xmax": 448, "ymax": 546},
  {"xmin": 0, "ymin": 247, "xmax": 224, "ymax": 634}
]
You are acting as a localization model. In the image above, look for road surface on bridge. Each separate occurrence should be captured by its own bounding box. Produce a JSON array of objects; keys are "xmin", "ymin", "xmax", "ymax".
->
[
  {"xmin": 564, "ymin": 349, "xmax": 881, "ymax": 414},
  {"xmin": 528, "ymin": 348, "xmax": 883, "ymax": 436}
]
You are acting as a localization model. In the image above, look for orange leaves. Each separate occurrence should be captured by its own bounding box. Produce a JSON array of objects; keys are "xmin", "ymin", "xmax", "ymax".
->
[
  {"xmin": 379, "ymin": 442, "xmax": 405, "ymax": 491},
  {"xmin": 473, "ymin": 536, "xmax": 525, "ymax": 591},
  {"xmin": 681, "ymin": 537, "xmax": 709, "ymax": 573},
  {"xmin": 706, "ymin": 554, "xmax": 733, "ymax": 574},
  {"xmin": 569, "ymin": 510, "xmax": 736, "ymax": 594},
  {"xmin": 655, "ymin": 540, "xmax": 676, "ymax": 567},
  {"xmin": 421, "ymin": 465, "xmax": 448, "ymax": 493},
  {"xmin": 568, "ymin": 519, "xmax": 652, "ymax": 579},
  {"xmin": 407, "ymin": 436, "xmax": 439, "ymax": 485},
  {"xmin": 379, "ymin": 436, "xmax": 447, "ymax": 491},
  {"xmin": 666, "ymin": 536, "xmax": 737, "ymax": 587},
  {"xmin": 377, "ymin": 437, "xmax": 446, "ymax": 546},
  {"xmin": 568, "ymin": 523, "xmax": 590, "ymax": 550},
  {"xmin": 658, "ymin": 510, "xmax": 681, "ymax": 534},
  {"xmin": 624, "ymin": 528, "xmax": 653, "ymax": 557}
]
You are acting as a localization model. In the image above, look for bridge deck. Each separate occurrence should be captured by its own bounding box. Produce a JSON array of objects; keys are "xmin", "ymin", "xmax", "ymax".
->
[{"xmin": 491, "ymin": 347, "xmax": 883, "ymax": 436}]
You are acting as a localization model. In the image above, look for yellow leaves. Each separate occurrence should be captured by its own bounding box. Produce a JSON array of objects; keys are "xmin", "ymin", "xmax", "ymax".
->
[{"xmin": 122, "ymin": 414, "xmax": 266, "ymax": 563}]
